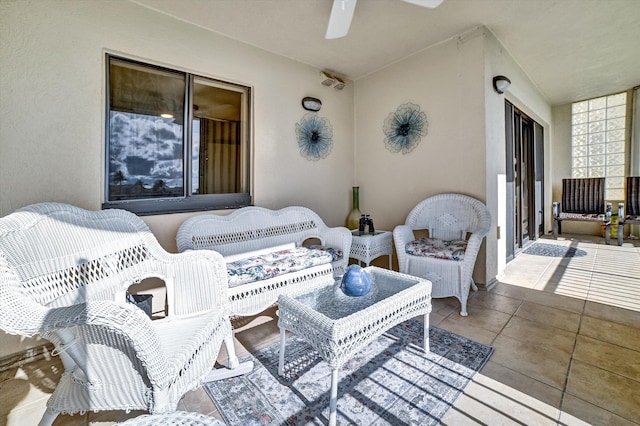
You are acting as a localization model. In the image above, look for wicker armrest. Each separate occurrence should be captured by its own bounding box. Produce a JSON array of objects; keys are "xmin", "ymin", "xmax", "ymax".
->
[
  {"xmin": 162, "ymin": 250, "xmax": 229, "ymax": 317},
  {"xmin": 317, "ymin": 226, "xmax": 352, "ymax": 271}
]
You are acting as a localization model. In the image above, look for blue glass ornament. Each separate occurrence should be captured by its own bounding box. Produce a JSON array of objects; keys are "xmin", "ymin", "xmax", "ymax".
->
[{"xmin": 340, "ymin": 264, "xmax": 372, "ymax": 297}]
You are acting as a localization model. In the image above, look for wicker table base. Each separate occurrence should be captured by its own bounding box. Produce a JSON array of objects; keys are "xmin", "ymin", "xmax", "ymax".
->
[
  {"xmin": 349, "ymin": 230, "xmax": 393, "ymax": 268},
  {"xmin": 277, "ymin": 267, "xmax": 432, "ymax": 426}
]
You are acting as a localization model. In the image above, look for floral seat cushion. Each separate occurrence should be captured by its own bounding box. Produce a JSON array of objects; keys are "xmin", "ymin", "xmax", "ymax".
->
[
  {"xmin": 304, "ymin": 245, "xmax": 343, "ymax": 262},
  {"xmin": 405, "ymin": 237, "xmax": 467, "ymax": 261},
  {"xmin": 226, "ymin": 246, "xmax": 336, "ymax": 287}
]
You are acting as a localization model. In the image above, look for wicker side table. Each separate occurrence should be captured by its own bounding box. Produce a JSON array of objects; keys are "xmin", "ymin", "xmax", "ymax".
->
[
  {"xmin": 277, "ymin": 267, "xmax": 432, "ymax": 426},
  {"xmin": 349, "ymin": 230, "xmax": 393, "ymax": 268}
]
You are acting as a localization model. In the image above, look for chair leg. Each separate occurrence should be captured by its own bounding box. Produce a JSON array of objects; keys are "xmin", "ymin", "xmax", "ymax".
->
[
  {"xmin": 618, "ymin": 221, "xmax": 624, "ymax": 246},
  {"xmin": 205, "ymin": 333, "xmax": 254, "ymax": 381},
  {"xmin": 470, "ymin": 278, "xmax": 478, "ymax": 292},
  {"xmin": 553, "ymin": 219, "xmax": 560, "ymax": 239},
  {"xmin": 223, "ymin": 333, "xmax": 239, "ymax": 370},
  {"xmin": 38, "ymin": 407, "xmax": 58, "ymax": 426}
]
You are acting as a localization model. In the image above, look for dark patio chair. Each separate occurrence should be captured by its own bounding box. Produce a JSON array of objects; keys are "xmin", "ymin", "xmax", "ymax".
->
[{"xmin": 617, "ymin": 176, "xmax": 640, "ymax": 245}]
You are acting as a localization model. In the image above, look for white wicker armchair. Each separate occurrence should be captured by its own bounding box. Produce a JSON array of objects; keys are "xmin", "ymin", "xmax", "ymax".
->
[
  {"xmin": 0, "ymin": 203, "xmax": 237, "ymax": 426},
  {"xmin": 393, "ymin": 194, "xmax": 491, "ymax": 316}
]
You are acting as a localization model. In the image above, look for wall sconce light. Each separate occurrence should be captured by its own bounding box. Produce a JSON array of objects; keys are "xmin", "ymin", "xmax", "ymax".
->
[
  {"xmin": 320, "ymin": 70, "xmax": 347, "ymax": 90},
  {"xmin": 302, "ymin": 96, "xmax": 322, "ymax": 111},
  {"xmin": 493, "ymin": 75, "xmax": 511, "ymax": 94}
]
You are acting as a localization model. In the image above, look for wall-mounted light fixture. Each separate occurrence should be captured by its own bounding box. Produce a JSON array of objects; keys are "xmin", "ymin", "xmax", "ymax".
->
[
  {"xmin": 302, "ymin": 96, "xmax": 322, "ymax": 111},
  {"xmin": 493, "ymin": 75, "xmax": 511, "ymax": 94},
  {"xmin": 320, "ymin": 71, "xmax": 335, "ymax": 86},
  {"xmin": 320, "ymin": 70, "xmax": 347, "ymax": 90}
]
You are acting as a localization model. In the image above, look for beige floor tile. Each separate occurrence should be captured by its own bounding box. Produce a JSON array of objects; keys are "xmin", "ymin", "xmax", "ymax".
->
[
  {"xmin": 233, "ymin": 313, "xmax": 281, "ymax": 354},
  {"xmin": 428, "ymin": 310, "xmax": 446, "ymax": 326},
  {"xmin": 524, "ymin": 287, "xmax": 586, "ymax": 314},
  {"xmin": 8, "ymin": 406, "xmax": 85, "ymax": 426},
  {"xmin": 176, "ymin": 387, "xmax": 218, "ymax": 417},
  {"xmin": 515, "ymin": 301, "xmax": 582, "ymax": 333},
  {"xmin": 443, "ymin": 373, "xmax": 560, "ymax": 426},
  {"xmin": 566, "ymin": 360, "xmax": 640, "ymax": 422},
  {"xmin": 467, "ymin": 291, "xmax": 522, "ymax": 315},
  {"xmin": 87, "ymin": 410, "xmax": 147, "ymax": 425},
  {"xmin": 534, "ymin": 265, "xmax": 591, "ymax": 299},
  {"xmin": 479, "ymin": 361, "xmax": 564, "ymax": 409},
  {"xmin": 573, "ymin": 335, "xmax": 640, "ymax": 382},
  {"xmin": 490, "ymin": 335, "xmax": 571, "ymax": 389},
  {"xmin": 429, "ymin": 296, "xmax": 460, "ymax": 317},
  {"xmin": 444, "ymin": 304, "xmax": 512, "ymax": 334},
  {"xmin": 592, "ymin": 251, "xmax": 640, "ymax": 280},
  {"xmin": 436, "ymin": 317, "xmax": 498, "ymax": 346},
  {"xmin": 501, "ymin": 316, "xmax": 576, "ymax": 355},
  {"xmin": 580, "ymin": 315, "xmax": 640, "ymax": 352},
  {"xmin": 587, "ymin": 273, "xmax": 640, "ymax": 312},
  {"xmin": 0, "ymin": 377, "xmax": 33, "ymax": 418},
  {"xmin": 490, "ymin": 282, "xmax": 538, "ymax": 300},
  {"xmin": 557, "ymin": 251, "xmax": 596, "ymax": 270},
  {"xmin": 584, "ymin": 301, "xmax": 640, "ymax": 328},
  {"xmin": 500, "ymin": 272, "xmax": 545, "ymax": 288},
  {"xmin": 559, "ymin": 394, "xmax": 639, "ymax": 426}
]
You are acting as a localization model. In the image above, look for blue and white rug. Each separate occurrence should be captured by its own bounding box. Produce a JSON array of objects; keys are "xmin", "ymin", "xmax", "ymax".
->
[
  {"xmin": 523, "ymin": 242, "xmax": 587, "ymax": 258},
  {"xmin": 204, "ymin": 320, "xmax": 493, "ymax": 425}
]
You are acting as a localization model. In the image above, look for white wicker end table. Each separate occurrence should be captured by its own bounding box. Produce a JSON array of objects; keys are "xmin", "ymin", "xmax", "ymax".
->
[
  {"xmin": 277, "ymin": 267, "xmax": 432, "ymax": 426},
  {"xmin": 349, "ymin": 230, "xmax": 393, "ymax": 268}
]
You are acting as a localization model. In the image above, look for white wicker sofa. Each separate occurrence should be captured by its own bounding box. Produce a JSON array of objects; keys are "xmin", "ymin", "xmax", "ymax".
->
[{"xmin": 177, "ymin": 206, "xmax": 352, "ymax": 316}]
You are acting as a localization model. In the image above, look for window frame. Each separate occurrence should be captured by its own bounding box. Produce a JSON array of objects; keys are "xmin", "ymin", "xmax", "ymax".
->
[{"xmin": 103, "ymin": 54, "xmax": 252, "ymax": 215}]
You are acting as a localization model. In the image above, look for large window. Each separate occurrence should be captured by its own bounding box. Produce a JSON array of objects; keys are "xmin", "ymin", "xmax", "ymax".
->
[
  {"xmin": 104, "ymin": 55, "xmax": 251, "ymax": 214},
  {"xmin": 571, "ymin": 92, "xmax": 627, "ymax": 200}
]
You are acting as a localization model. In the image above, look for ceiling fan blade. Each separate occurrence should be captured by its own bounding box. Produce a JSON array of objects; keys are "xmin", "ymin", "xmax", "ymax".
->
[
  {"xmin": 325, "ymin": 0, "xmax": 357, "ymax": 39},
  {"xmin": 402, "ymin": 0, "xmax": 444, "ymax": 8}
]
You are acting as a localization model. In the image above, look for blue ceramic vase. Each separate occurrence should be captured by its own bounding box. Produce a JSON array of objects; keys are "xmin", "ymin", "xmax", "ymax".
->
[{"xmin": 340, "ymin": 265, "xmax": 372, "ymax": 297}]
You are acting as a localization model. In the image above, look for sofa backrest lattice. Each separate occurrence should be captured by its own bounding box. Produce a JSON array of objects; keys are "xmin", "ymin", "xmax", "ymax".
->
[{"xmin": 178, "ymin": 206, "xmax": 351, "ymax": 276}]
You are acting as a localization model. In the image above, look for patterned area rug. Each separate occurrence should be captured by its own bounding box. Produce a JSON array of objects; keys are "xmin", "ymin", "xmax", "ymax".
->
[
  {"xmin": 523, "ymin": 242, "xmax": 587, "ymax": 257},
  {"xmin": 204, "ymin": 320, "xmax": 493, "ymax": 425}
]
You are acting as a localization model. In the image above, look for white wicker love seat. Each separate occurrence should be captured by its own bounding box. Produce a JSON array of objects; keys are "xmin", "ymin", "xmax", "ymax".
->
[
  {"xmin": 177, "ymin": 206, "xmax": 352, "ymax": 316},
  {"xmin": 0, "ymin": 203, "xmax": 236, "ymax": 426},
  {"xmin": 393, "ymin": 193, "xmax": 491, "ymax": 316}
]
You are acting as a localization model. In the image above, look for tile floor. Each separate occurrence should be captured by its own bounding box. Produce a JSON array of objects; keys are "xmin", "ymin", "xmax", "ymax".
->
[{"xmin": 2, "ymin": 234, "xmax": 639, "ymax": 425}]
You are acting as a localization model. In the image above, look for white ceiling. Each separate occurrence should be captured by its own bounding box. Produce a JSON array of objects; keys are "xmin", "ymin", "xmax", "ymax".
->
[{"xmin": 131, "ymin": 0, "xmax": 640, "ymax": 106}]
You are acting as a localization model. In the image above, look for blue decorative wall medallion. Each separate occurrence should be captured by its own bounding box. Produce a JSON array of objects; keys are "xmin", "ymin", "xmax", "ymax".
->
[
  {"xmin": 383, "ymin": 102, "xmax": 428, "ymax": 154},
  {"xmin": 295, "ymin": 113, "xmax": 333, "ymax": 161}
]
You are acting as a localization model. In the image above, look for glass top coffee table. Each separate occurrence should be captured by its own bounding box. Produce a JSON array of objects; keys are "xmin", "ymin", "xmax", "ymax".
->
[{"xmin": 277, "ymin": 267, "xmax": 432, "ymax": 426}]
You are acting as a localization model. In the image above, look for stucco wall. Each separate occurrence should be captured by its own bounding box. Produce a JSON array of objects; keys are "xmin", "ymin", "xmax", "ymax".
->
[
  {"xmin": 354, "ymin": 28, "xmax": 487, "ymax": 281},
  {"xmin": 483, "ymin": 30, "xmax": 552, "ymax": 281},
  {"xmin": 0, "ymin": 0, "xmax": 354, "ymax": 358},
  {"xmin": 354, "ymin": 27, "xmax": 552, "ymax": 286}
]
